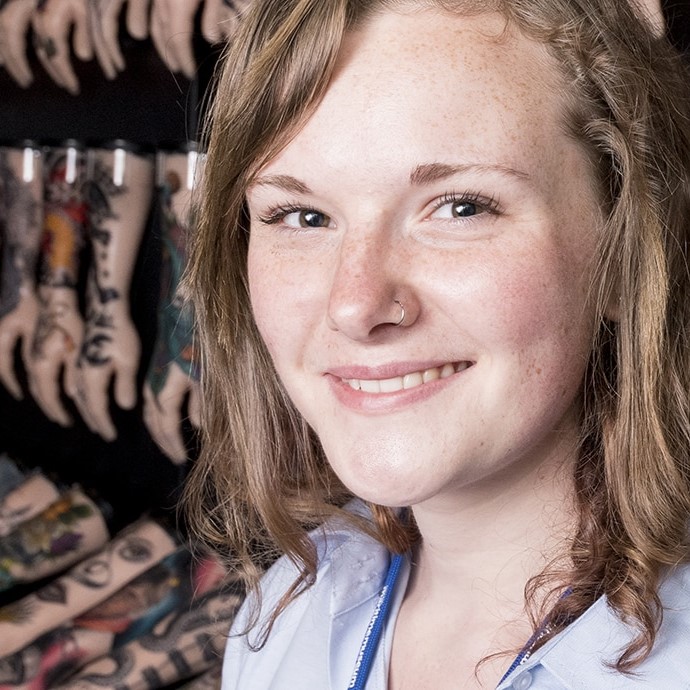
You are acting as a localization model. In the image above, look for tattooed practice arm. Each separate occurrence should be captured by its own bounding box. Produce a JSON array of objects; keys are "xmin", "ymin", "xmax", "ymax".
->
[
  {"xmin": 0, "ymin": 144, "xmax": 43, "ymax": 400},
  {"xmin": 0, "ymin": 472, "xmax": 60, "ymax": 537},
  {"xmin": 0, "ymin": 518, "xmax": 175, "ymax": 657},
  {"xmin": 0, "ymin": 487, "xmax": 108, "ymax": 599},
  {"xmin": 0, "ymin": 0, "xmax": 39, "ymax": 88},
  {"xmin": 143, "ymin": 151, "xmax": 201, "ymax": 464},
  {"xmin": 27, "ymin": 145, "xmax": 86, "ymax": 427},
  {"xmin": 0, "ymin": 548, "xmax": 227, "ymax": 689},
  {"xmin": 88, "ymin": 0, "xmax": 150, "ymax": 80},
  {"xmin": 30, "ymin": 0, "xmax": 93, "ymax": 95},
  {"xmin": 73, "ymin": 147, "xmax": 154, "ymax": 442}
]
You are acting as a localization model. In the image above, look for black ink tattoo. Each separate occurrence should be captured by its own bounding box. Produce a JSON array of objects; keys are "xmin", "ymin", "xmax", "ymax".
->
[
  {"xmin": 78, "ymin": 158, "xmax": 127, "ymax": 369},
  {"xmin": 36, "ymin": 580, "xmax": 67, "ymax": 604}
]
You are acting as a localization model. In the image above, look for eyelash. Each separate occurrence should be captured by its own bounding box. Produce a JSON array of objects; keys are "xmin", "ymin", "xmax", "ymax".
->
[
  {"xmin": 258, "ymin": 203, "xmax": 308, "ymax": 225},
  {"xmin": 257, "ymin": 190, "xmax": 502, "ymax": 226},
  {"xmin": 430, "ymin": 191, "xmax": 501, "ymax": 217}
]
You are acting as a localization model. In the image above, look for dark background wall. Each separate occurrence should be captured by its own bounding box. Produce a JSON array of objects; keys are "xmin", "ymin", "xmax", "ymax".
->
[{"xmin": 0, "ymin": 17, "xmax": 220, "ymax": 533}]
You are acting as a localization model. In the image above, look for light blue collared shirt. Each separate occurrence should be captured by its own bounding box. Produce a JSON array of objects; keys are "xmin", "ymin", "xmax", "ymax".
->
[{"xmin": 222, "ymin": 515, "xmax": 690, "ymax": 689}]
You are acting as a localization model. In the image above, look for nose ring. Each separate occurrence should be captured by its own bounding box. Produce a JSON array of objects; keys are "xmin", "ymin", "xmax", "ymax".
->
[{"xmin": 394, "ymin": 300, "xmax": 405, "ymax": 326}]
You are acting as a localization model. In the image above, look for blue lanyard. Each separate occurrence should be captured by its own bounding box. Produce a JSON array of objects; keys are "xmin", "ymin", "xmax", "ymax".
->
[
  {"xmin": 347, "ymin": 552, "xmax": 404, "ymax": 690},
  {"xmin": 348, "ymin": 552, "xmax": 569, "ymax": 689}
]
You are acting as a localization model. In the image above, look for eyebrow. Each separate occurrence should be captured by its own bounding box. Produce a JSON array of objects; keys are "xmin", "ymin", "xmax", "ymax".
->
[{"xmin": 251, "ymin": 162, "xmax": 530, "ymax": 194}]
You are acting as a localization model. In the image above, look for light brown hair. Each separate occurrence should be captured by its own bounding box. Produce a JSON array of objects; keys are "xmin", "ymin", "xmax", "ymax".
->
[{"xmin": 185, "ymin": 0, "xmax": 690, "ymax": 669}]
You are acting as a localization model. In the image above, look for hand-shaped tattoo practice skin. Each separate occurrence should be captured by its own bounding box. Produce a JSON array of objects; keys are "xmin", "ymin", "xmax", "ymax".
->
[
  {"xmin": 31, "ymin": 0, "xmax": 93, "ymax": 95},
  {"xmin": 143, "ymin": 151, "xmax": 201, "ymax": 464},
  {"xmin": 0, "ymin": 518, "xmax": 175, "ymax": 657},
  {"xmin": 88, "ymin": 0, "xmax": 150, "ymax": 80},
  {"xmin": 73, "ymin": 147, "xmax": 153, "ymax": 442},
  {"xmin": 0, "ymin": 144, "xmax": 43, "ymax": 400},
  {"xmin": 0, "ymin": 0, "xmax": 39, "ymax": 88},
  {"xmin": 200, "ymin": 0, "xmax": 251, "ymax": 44},
  {"xmin": 150, "ymin": 0, "xmax": 201, "ymax": 79},
  {"xmin": 27, "ymin": 145, "xmax": 87, "ymax": 427}
]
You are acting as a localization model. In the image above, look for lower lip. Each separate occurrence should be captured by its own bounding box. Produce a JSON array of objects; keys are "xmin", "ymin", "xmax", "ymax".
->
[{"xmin": 325, "ymin": 366, "xmax": 471, "ymax": 413}]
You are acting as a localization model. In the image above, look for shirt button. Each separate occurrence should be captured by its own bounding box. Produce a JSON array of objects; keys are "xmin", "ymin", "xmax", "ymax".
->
[{"xmin": 511, "ymin": 670, "xmax": 533, "ymax": 690}]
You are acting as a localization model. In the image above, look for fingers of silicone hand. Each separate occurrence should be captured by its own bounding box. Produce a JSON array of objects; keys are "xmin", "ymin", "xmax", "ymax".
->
[
  {"xmin": 0, "ymin": 344, "xmax": 23, "ymax": 399},
  {"xmin": 188, "ymin": 383, "xmax": 201, "ymax": 427},
  {"xmin": 86, "ymin": 377, "xmax": 117, "ymax": 440},
  {"xmin": 150, "ymin": 14, "xmax": 178, "ymax": 73},
  {"xmin": 93, "ymin": 34, "xmax": 118, "ymax": 79},
  {"xmin": 101, "ymin": 12, "xmax": 125, "ymax": 72},
  {"xmin": 71, "ymin": 9, "xmax": 93, "ymax": 60},
  {"xmin": 30, "ymin": 364, "xmax": 72, "ymax": 426},
  {"xmin": 1, "ymin": 32, "xmax": 33, "ymax": 86},
  {"xmin": 113, "ymin": 365, "xmax": 137, "ymax": 410},
  {"xmin": 143, "ymin": 383, "xmax": 187, "ymax": 463},
  {"xmin": 200, "ymin": 1, "xmax": 220, "ymax": 43},
  {"xmin": 126, "ymin": 0, "xmax": 150, "ymax": 39}
]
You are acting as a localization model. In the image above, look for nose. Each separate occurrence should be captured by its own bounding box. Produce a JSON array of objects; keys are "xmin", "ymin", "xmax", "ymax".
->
[{"xmin": 326, "ymin": 226, "xmax": 419, "ymax": 340}]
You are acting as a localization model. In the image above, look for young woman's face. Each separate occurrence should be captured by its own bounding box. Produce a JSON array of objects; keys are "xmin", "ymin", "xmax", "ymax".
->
[{"xmin": 246, "ymin": 9, "xmax": 603, "ymax": 509}]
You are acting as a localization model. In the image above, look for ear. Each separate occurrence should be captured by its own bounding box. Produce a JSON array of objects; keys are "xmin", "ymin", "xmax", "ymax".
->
[{"xmin": 629, "ymin": 0, "xmax": 666, "ymax": 37}]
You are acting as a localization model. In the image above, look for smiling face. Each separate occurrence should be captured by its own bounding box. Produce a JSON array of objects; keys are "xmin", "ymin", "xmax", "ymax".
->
[{"xmin": 246, "ymin": 8, "xmax": 603, "ymax": 510}]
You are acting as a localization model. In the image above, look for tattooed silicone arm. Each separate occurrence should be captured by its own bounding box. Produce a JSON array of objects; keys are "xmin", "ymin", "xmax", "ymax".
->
[
  {"xmin": 73, "ymin": 148, "xmax": 153, "ymax": 442},
  {"xmin": 0, "ymin": 145, "xmax": 43, "ymax": 399},
  {"xmin": 27, "ymin": 147, "xmax": 86, "ymax": 427},
  {"xmin": 143, "ymin": 152, "xmax": 200, "ymax": 463}
]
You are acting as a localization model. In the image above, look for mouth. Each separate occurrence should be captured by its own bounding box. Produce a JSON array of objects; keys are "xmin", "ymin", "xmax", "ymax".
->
[{"xmin": 340, "ymin": 361, "xmax": 472, "ymax": 394}]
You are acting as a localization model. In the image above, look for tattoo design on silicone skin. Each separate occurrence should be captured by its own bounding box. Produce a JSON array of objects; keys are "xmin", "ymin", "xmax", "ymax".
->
[
  {"xmin": 0, "ymin": 494, "xmax": 93, "ymax": 592},
  {"xmin": 32, "ymin": 150, "xmax": 87, "ymax": 363},
  {"xmin": 0, "ymin": 150, "xmax": 41, "ymax": 319},
  {"xmin": 147, "ymin": 171, "xmax": 199, "ymax": 397},
  {"xmin": 79, "ymin": 160, "xmax": 126, "ymax": 368}
]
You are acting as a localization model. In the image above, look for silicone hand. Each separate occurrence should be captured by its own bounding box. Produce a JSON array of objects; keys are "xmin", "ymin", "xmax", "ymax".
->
[
  {"xmin": 150, "ymin": 0, "xmax": 201, "ymax": 78},
  {"xmin": 0, "ymin": 287, "xmax": 39, "ymax": 399},
  {"xmin": 73, "ymin": 305, "xmax": 140, "ymax": 441},
  {"xmin": 143, "ymin": 364, "xmax": 200, "ymax": 464},
  {"xmin": 88, "ymin": 0, "xmax": 151, "ymax": 80},
  {"xmin": 27, "ymin": 286, "xmax": 83, "ymax": 426},
  {"xmin": 0, "ymin": 144, "xmax": 43, "ymax": 399},
  {"xmin": 31, "ymin": 0, "xmax": 93, "ymax": 95},
  {"xmin": 200, "ymin": 0, "xmax": 250, "ymax": 44},
  {"xmin": 0, "ymin": 0, "xmax": 38, "ymax": 88}
]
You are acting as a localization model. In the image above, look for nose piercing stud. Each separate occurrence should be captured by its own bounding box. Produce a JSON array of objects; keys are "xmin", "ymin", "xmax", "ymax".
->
[{"xmin": 394, "ymin": 300, "xmax": 405, "ymax": 326}]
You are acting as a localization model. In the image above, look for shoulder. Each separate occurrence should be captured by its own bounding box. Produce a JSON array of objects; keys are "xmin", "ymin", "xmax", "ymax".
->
[
  {"xmin": 529, "ymin": 562, "xmax": 690, "ymax": 688},
  {"xmin": 221, "ymin": 501, "xmax": 388, "ymax": 689}
]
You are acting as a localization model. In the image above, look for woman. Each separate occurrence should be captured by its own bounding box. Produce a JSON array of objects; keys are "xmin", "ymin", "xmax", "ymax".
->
[{"xmin": 185, "ymin": 0, "xmax": 690, "ymax": 687}]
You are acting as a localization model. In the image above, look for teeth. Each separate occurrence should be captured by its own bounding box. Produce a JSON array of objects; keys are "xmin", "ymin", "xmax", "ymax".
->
[{"xmin": 343, "ymin": 362, "xmax": 469, "ymax": 394}]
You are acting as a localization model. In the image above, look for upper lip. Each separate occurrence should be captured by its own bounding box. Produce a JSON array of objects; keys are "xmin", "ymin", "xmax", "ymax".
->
[{"xmin": 325, "ymin": 360, "xmax": 472, "ymax": 380}]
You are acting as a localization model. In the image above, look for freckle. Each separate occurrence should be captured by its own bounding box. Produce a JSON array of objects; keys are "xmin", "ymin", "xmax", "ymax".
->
[{"xmin": 535, "ymin": 367, "xmax": 542, "ymax": 375}]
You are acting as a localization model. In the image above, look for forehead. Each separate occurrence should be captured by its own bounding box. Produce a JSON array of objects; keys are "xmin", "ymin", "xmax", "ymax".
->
[{"xmin": 260, "ymin": 8, "xmax": 576, "ymax": 187}]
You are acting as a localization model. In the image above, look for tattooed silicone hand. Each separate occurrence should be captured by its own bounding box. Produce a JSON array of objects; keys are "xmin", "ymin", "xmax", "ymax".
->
[
  {"xmin": 200, "ymin": 0, "xmax": 251, "ymax": 44},
  {"xmin": 0, "ymin": 0, "xmax": 38, "ymax": 87},
  {"xmin": 27, "ymin": 147, "xmax": 87, "ymax": 426},
  {"xmin": 0, "ymin": 146, "xmax": 44, "ymax": 399},
  {"xmin": 150, "ymin": 0, "xmax": 201, "ymax": 79},
  {"xmin": 73, "ymin": 149, "xmax": 152, "ymax": 442},
  {"xmin": 88, "ymin": 0, "xmax": 150, "ymax": 80},
  {"xmin": 31, "ymin": 0, "xmax": 93, "ymax": 94}
]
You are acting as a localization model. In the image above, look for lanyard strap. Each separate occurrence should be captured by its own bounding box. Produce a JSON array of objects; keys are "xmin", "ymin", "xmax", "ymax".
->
[{"xmin": 348, "ymin": 552, "xmax": 404, "ymax": 690}]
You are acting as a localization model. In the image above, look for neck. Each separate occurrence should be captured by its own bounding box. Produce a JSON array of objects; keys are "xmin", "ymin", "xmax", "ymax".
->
[{"xmin": 407, "ymin": 439, "xmax": 578, "ymax": 627}]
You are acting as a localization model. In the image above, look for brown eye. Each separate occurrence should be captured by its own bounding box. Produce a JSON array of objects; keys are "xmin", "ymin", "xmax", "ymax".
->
[
  {"xmin": 451, "ymin": 201, "xmax": 477, "ymax": 217},
  {"xmin": 297, "ymin": 210, "xmax": 331, "ymax": 227}
]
